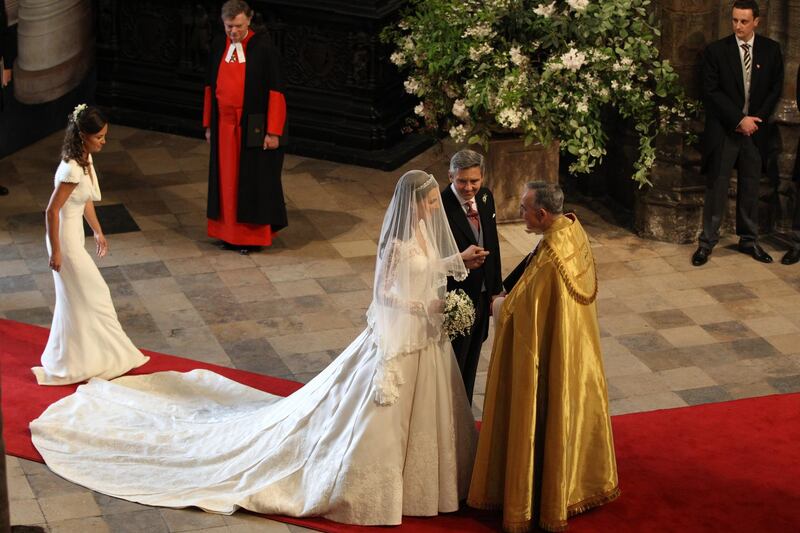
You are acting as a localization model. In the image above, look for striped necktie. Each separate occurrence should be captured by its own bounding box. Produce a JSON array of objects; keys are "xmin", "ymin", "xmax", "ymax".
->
[{"xmin": 741, "ymin": 43, "xmax": 751, "ymax": 78}]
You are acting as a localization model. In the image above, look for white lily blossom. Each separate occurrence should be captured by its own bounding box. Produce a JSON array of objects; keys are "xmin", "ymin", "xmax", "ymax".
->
[
  {"xmin": 404, "ymin": 78, "xmax": 420, "ymax": 95},
  {"xmin": 452, "ymin": 99, "xmax": 470, "ymax": 120},
  {"xmin": 449, "ymin": 124, "xmax": 470, "ymax": 143},
  {"xmin": 414, "ymin": 103, "xmax": 425, "ymax": 116},
  {"xmin": 509, "ymin": 46, "xmax": 526, "ymax": 66},
  {"xmin": 560, "ymin": 48, "xmax": 587, "ymax": 71},
  {"xmin": 390, "ymin": 52, "xmax": 406, "ymax": 67},
  {"xmin": 533, "ymin": 2, "xmax": 556, "ymax": 17},
  {"xmin": 567, "ymin": 0, "xmax": 590, "ymax": 12}
]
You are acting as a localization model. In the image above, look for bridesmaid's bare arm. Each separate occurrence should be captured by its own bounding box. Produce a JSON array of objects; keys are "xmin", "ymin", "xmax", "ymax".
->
[
  {"xmin": 45, "ymin": 182, "xmax": 79, "ymax": 272},
  {"xmin": 83, "ymin": 201, "xmax": 108, "ymax": 258}
]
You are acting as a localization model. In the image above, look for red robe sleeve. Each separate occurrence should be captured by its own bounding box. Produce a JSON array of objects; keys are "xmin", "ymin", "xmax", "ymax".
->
[
  {"xmin": 202, "ymin": 86, "xmax": 212, "ymax": 128},
  {"xmin": 266, "ymin": 90, "xmax": 286, "ymax": 136}
]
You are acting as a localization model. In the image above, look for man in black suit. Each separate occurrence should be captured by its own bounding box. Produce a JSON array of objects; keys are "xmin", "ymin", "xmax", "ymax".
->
[
  {"xmin": 692, "ymin": 0, "xmax": 783, "ymax": 267},
  {"xmin": 442, "ymin": 149, "xmax": 502, "ymax": 403},
  {"xmin": 783, "ymin": 65, "xmax": 800, "ymax": 265},
  {"xmin": 1, "ymin": 3, "xmax": 14, "ymax": 196}
]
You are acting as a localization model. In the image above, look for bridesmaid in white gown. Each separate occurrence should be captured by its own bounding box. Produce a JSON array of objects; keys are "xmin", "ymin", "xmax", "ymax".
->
[
  {"xmin": 32, "ymin": 104, "xmax": 149, "ymax": 385},
  {"xmin": 31, "ymin": 170, "xmax": 478, "ymax": 526}
]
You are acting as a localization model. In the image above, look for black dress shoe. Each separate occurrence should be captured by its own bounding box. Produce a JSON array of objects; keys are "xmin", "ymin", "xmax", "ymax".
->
[
  {"xmin": 738, "ymin": 243, "xmax": 773, "ymax": 263},
  {"xmin": 782, "ymin": 248, "xmax": 800, "ymax": 265},
  {"xmin": 0, "ymin": 185, "xmax": 9, "ymax": 196},
  {"xmin": 691, "ymin": 247, "xmax": 711, "ymax": 266}
]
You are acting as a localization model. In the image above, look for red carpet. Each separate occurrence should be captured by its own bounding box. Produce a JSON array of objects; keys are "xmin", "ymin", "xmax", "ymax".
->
[{"xmin": 2, "ymin": 318, "xmax": 799, "ymax": 532}]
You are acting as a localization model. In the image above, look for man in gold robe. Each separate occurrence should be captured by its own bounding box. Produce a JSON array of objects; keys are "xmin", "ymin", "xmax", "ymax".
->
[{"xmin": 468, "ymin": 182, "xmax": 619, "ymax": 532}]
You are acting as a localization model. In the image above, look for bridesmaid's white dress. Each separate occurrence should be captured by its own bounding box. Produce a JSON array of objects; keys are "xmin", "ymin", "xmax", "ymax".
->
[
  {"xmin": 32, "ymin": 157, "xmax": 149, "ymax": 385},
  {"xmin": 31, "ymin": 238, "xmax": 477, "ymax": 525}
]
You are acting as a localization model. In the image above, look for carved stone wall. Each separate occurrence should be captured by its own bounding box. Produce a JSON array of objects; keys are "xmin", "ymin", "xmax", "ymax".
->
[
  {"xmin": 634, "ymin": 0, "xmax": 717, "ymax": 243},
  {"xmin": 93, "ymin": 0, "xmax": 431, "ymax": 169}
]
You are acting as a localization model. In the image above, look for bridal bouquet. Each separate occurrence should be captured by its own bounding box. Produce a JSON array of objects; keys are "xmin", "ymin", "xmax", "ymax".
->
[{"xmin": 442, "ymin": 289, "xmax": 476, "ymax": 339}]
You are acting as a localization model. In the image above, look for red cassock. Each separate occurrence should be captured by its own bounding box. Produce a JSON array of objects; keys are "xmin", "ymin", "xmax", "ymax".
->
[{"xmin": 203, "ymin": 31, "xmax": 287, "ymax": 246}]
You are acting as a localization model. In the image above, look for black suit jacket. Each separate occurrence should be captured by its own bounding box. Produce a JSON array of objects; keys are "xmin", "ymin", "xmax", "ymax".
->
[
  {"xmin": 795, "ymin": 66, "xmax": 800, "ymax": 182},
  {"xmin": 701, "ymin": 34, "xmax": 783, "ymax": 174},
  {"xmin": 442, "ymin": 186, "xmax": 502, "ymax": 301},
  {"xmin": 0, "ymin": 5, "xmax": 15, "ymax": 112}
]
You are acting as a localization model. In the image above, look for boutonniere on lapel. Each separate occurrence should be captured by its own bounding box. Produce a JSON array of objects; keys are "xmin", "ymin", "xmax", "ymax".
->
[
  {"xmin": 756, "ymin": 64, "xmax": 761, "ymax": 69},
  {"xmin": 481, "ymin": 193, "xmax": 488, "ymax": 205}
]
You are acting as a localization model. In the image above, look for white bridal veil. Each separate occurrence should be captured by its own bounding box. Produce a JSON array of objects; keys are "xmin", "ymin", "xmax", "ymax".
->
[{"xmin": 367, "ymin": 170, "xmax": 468, "ymax": 404}]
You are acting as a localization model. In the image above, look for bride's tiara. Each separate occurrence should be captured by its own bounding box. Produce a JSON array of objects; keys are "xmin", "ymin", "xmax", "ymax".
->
[{"xmin": 414, "ymin": 174, "xmax": 436, "ymax": 192}]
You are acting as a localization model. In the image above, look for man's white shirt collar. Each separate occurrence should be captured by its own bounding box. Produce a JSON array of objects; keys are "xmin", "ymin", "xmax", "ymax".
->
[
  {"xmin": 736, "ymin": 34, "xmax": 754, "ymax": 49},
  {"xmin": 225, "ymin": 32, "xmax": 248, "ymax": 63}
]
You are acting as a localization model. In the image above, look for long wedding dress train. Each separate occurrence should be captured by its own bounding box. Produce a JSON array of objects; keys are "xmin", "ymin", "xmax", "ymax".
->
[
  {"xmin": 33, "ymin": 157, "xmax": 148, "ymax": 385},
  {"xmin": 31, "ymin": 208, "xmax": 478, "ymax": 525}
]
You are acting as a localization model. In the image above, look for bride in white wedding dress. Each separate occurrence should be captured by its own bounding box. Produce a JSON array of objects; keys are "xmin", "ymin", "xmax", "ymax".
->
[
  {"xmin": 33, "ymin": 104, "xmax": 149, "ymax": 385},
  {"xmin": 31, "ymin": 170, "xmax": 478, "ymax": 525}
]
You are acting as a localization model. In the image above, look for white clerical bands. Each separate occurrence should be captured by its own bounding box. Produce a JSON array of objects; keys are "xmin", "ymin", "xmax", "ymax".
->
[{"xmin": 225, "ymin": 42, "xmax": 246, "ymax": 63}]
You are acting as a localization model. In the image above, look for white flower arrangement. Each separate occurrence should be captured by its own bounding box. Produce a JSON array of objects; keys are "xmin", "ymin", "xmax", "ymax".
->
[
  {"xmin": 382, "ymin": 0, "xmax": 696, "ymax": 186},
  {"xmin": 442, "ymin": 289, "xmax": 475, "ymax": 339},
  {"xmin": 72, "ymin": 103, "xmax": 88, "ymax": 122}
]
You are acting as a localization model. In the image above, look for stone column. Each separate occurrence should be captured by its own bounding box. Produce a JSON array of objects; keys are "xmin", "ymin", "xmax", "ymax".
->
[
  {"xmin": 634, "ymin": 0, "xmax": 718, "ymax": 243},
  {"xmin": 13, "ymin": 0, "xmax": 93, "ymax": 104},
  {"xmin": 765, "ymin": 1, "xmax": 800, "ymax": 235}
]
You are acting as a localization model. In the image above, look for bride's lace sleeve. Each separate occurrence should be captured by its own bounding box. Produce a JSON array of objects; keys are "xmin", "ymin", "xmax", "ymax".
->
[{"xmin": 373, "ymin": 239, "xmax": 426, "ymax": 316}]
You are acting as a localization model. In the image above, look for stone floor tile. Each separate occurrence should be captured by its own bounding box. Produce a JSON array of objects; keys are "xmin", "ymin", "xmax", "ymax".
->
[
  {"xmin": 681, "ymin": 304, "xmax": 737, "ymax": 325},
  {"xmin": 7, "ymin": 473, "xmax": 35, "ymax": 502},
  {"xmin": 225, "ymin": 512, "xmax": 294, "ymax": 531},
  {"xmin": 641, "ymin": 309, "xmax": 695, "ymax": 329},
  {"xmin": 26, "ymin": 471, "xmax": 89, "ymax": 499},
  {"xmin": 656, "ymin": 366, "xmax": 717, "ymax": 391},
  {"xmin": 9, "ymin": 499, "xmax": 45, "ymax": 525},
  {"xmin": 0, "ymin": 290, "xmax": 47, "ymax": 312},
  {"xmin": 0, "ymin": 273, "xmax": 37, "ymax": 293},
  {"xmin": 272, "ymin": 279, "xmax": 325, "ymax": 299},
  {"xmin": 703, "ymin": 282, "xmax": 759, "ymax": 303},
  {"xmin": 610, "ymin": 391, "xmax": 687, "ymax": 415},
  {"xmin": 723, "ymin": 380, "xmax": 779, "ymax": 399},
  {"xmin": 38, "ymin": 492, "xmax": 103, "ymax": 522},
  {"xmin": 616, "ymin": 332, "xmax": 674, "ymax": 354},
  {"xmin": 598, "ymin": 313, "xmax": 653, "ymax": 336},
  {"xmin": 103, "ymin": 509, "xmax": 169, "ymax": 532},
  {"xmin": 610, "ymin": 372, "xmax": 671, "ymax": 397},
  {"xmin": 330, "ymin": 240, "xmax": 376, "ymax": 258},
  {"xmin": 5, "ymin": 306, "xmax": 53, "ymax": 326},
  {"xmin": 724, "ymin": 298, "xmax": 779, "ymax": 320},
  {"xmin": 160, "ymin": 507, "xmax": 227, "ymax": 532},
  {"xmin": 701, "ymin": 320, "xmax": 757, "ymax": 342},
  {"xmin": 742, "ymin": 316, "xmax": 800, "ymax": 337},
  {"xmin": 659, "ymin": 325, "xmax": 718, "ymax": 348},
  {"xmin": 0, "ymin": 259, "xmax": 31, "ymax": 277},
  {"xmin": 724, "ymin": 337, "xmax": 780, "ymax": 359},
  {"xmin": 121, "ymin": 260, "xmax": 171, "ymax": 281},
  {"xmin": 675, "ymin": 385, "xmax": 733, "ymax": 405},
  {"xmin": 632, "ymin": 348, "xmax": 695, "ymax": 372},
  {"xmin": 763, "ymin": 333, "xmax": 800, "ymax": 355}
]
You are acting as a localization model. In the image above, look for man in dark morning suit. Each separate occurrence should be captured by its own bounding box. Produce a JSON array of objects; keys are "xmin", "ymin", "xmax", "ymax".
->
[
  {"xmin": 782, "ymin": 65, "xmax": 800, "ymax": 265},
  {"xmin": 1, "ymin": 3, "xmax": 15, "ymax": 196},
  {"xmin": 692, "ymin": 0, "xmax": 783, "ymax": 267},
  {"xmin": 442, "ymin": 149, "xmax": 502, "ymax": 404}
]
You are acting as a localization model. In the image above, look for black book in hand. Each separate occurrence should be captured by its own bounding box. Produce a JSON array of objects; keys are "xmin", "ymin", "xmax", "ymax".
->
[{"xmin": 246, "ymin": 113, "xmax": 266, "ymax": 148}]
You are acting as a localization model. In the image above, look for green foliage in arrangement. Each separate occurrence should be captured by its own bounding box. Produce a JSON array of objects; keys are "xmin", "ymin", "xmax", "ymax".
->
[{"xmin": 382, "ymin": 0, "xmax": 697, "ymax": 186}]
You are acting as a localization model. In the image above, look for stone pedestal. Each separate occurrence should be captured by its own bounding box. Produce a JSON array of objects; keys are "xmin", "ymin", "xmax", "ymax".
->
[
  {"xmin": 633, "ymin": 0, "xmax": 716, "ymax": 243},
  {"xmin": 13, "ymin": 0, "xmax": 94, "ymax": 104},
  {"xmin": 479, "ymin": 138, "xmax": 559, "ymax": 223}
]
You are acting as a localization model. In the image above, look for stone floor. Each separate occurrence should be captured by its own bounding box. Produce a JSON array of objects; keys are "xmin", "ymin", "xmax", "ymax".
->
[{"xmin": 2, "ymin": 126, "xmax": 800, "ymax": 532}]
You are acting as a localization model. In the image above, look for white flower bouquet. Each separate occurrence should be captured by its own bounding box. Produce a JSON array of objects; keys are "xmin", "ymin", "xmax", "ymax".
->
[
  {"xmin": 383, "ymin": 0, "xmax": 697, "ymax": 186},
  {"xmin": 442, "ymin": 289, "xmax": 476, "ymax": 339}
]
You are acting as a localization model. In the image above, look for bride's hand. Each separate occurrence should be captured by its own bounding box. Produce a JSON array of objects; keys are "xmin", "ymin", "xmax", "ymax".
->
[
  {"xmin": 49, "ymin": 250, "xmax": 62, "ymax": 272},
  {"xmin": 95, "ymin": 232, "xmax": 108, "ymax": 258},
  {"xmin": 427, "ymin": 299, "xmax": 443, "ymax": 316}
]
